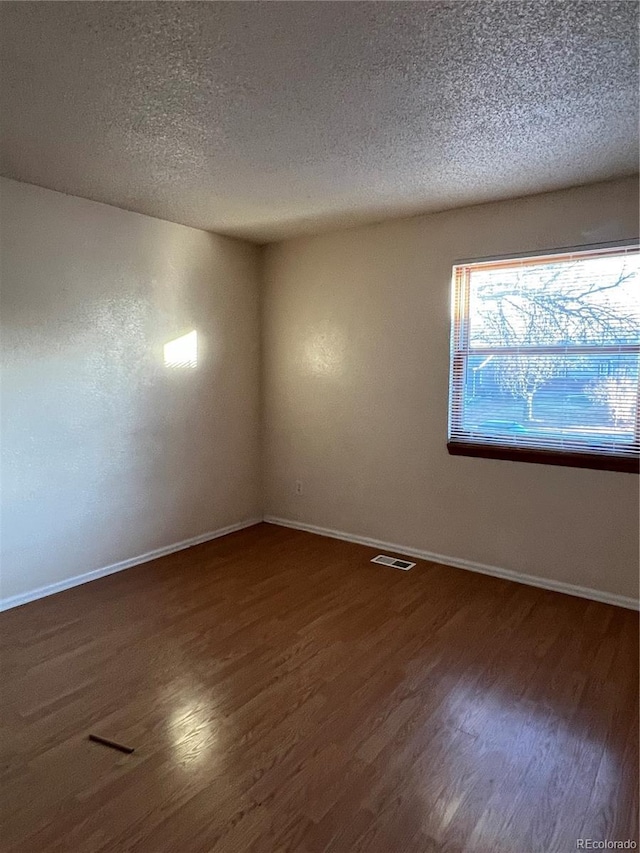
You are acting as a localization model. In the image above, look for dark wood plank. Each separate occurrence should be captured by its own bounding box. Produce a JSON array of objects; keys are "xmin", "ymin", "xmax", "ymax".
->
[{"xmin": 1, "ymin": 522, "xmax": 637, "ymax": 852}]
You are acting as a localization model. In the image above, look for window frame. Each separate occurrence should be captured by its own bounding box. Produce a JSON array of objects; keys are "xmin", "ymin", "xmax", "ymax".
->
[{"xmin": 447, "ymin": 240, "xmax": 640, "ymax": 474}]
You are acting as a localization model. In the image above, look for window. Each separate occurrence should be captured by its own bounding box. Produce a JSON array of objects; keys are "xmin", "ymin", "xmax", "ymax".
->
[{"xmin": 448, "ymin": 244, "xmax": 639, "ymax": 473}]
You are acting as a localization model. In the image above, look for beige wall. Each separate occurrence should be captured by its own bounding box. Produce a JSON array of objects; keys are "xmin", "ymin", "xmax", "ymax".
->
[
  {"xmin": 262, "ymin": 177, "xmax": 640, "ymax": 601},
  {"xmin": 1, "ymin": 178, "xmax": 261, "ymax": 601},
  {"xmin": 2, "ymin": 176, "xmax": 638, "ymax": 606}
]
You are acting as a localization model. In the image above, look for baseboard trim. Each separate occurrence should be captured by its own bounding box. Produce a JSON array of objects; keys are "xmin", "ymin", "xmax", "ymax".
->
[
  {"xmin": 264, "ymin": 516, "xmax": 639, "ymax": 611},
  {"xmin": 0, "ymin": 518, "xmax": 262, "ymax": 612}
]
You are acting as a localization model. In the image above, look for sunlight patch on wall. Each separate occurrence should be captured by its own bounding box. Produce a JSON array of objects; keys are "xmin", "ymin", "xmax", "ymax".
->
[
  {"xmin": 164, "ymin": 330, "xmax": 198, "ymax": 368},
  {"xmin": 303, "ymin": 329, "xmax": 345, "ymax": 377}
]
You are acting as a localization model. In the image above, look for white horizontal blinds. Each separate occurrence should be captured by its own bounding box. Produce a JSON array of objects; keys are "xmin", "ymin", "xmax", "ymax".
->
[
  {"xmin": 449, "ymin": 245, "xmax": 640, "ymax": 458},
  {"xmin": 449, "ymin": 263, "xmax": 470, "ymax": 441}
]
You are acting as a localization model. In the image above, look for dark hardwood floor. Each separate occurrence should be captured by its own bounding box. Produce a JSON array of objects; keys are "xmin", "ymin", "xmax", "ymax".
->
[{"xmin": 1, "ymin": 522, "xmax": 638, "ymax": 852}]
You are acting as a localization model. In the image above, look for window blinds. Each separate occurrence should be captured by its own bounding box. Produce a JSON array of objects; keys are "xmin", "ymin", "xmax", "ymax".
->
[{"xmin": 448, "ymin": 245, "xmax": 640, "ymax": 472}]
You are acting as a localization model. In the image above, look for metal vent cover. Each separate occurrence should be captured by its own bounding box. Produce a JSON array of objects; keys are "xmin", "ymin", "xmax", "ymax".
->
[{"xmin": 371, "ymin": 554, "xmax": 416, "ymax": 571}]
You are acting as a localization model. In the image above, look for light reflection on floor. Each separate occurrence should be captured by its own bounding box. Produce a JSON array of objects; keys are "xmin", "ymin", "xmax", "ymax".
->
[{"xmin": 168, "ymin": 699, "xmax": 221, "ymax": 766}]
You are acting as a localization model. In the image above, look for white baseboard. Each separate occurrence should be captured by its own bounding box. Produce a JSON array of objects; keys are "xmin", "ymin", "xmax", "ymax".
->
[
  {"xmin": 0, "ymin": 518, "xmax": 262, "ymax": 612},
  {"xmin": 4, "ymin": 515, "xmax": 636, "ymax": 613},
  {"xmin": 264, "ymin": 516, "xmax": 639, "ymax": 611}
]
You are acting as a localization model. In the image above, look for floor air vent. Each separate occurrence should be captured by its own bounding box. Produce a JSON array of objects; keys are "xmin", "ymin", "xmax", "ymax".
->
[{"xmin": 371, "ymin": 554, "xmax": 416, "ymax": 571}]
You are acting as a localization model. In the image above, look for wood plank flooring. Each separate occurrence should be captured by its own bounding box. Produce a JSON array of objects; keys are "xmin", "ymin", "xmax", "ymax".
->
[{"xmin": 1, "ymin": 522, "xmax": 638, "ymax": 852}]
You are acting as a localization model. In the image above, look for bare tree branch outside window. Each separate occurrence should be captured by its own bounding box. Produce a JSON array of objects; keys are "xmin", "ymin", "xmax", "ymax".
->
[{"xmin": 449, "ymin": 247, "xmax": 640, "ymax": 471}]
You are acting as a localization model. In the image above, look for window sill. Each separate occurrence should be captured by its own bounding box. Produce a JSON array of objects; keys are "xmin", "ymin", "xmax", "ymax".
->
[{"xmin": 447, "ymin": 441, "xmax": 639, "ymax": 473}]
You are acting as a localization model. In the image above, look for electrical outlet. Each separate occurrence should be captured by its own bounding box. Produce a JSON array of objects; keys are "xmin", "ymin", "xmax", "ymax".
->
[{"xmin": 295, "ymin": 480, "xmax": 303, "ymax": 495}]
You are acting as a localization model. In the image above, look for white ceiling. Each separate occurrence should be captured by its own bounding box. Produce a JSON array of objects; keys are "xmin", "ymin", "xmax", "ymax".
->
[{"xmin": 1, "ymin": 1, "xmax": 637, "ymax": 243}]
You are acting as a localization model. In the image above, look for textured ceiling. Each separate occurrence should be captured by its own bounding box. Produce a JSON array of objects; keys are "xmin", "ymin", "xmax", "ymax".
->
[{"xmin": 1, "ymin": 1, "xmax": 638, "ymax": 243}]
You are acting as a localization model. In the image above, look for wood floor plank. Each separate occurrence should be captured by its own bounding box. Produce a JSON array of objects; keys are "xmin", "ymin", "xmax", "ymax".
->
[{"xmin": 1, "ymin": 522, "xmax": 637, "ymax": 852}]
